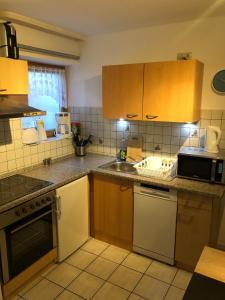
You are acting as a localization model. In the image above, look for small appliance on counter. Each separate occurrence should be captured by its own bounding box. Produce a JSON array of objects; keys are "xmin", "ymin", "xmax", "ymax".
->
[
  {"xmin": 205, "ymin": 126, "xmax": 221, "ymax": 153},
  {"xmin": 55, "ymin": 112, "xmax": 72, "ymax": 138},
  {"xmin": 22, "ymin": 127, "xmax": 39, "ymax": 144},
  {"xmin": 0, "ymin": 21, "xmax": 19, "ymax": 59},
  {"xmin": 177, "ymin": 147, "xmax": 225, "ymax": 184}
]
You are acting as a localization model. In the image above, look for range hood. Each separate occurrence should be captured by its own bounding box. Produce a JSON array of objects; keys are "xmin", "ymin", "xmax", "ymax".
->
[{"xmin": 0, "ymin": 95, "xmax": 46, "ymax": 119}]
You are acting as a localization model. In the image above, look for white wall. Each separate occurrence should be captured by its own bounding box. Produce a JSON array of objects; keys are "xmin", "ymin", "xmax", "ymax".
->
[{"xmin": 67, "ymin": 16, "xmax": 225, "ymax": 109}]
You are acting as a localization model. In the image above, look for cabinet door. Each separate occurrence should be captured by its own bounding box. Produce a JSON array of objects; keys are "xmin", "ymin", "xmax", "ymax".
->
[
  {"xmin": 102, "ymin": 64, "xmax": 143, "ymax": 120},
  {"xmin": 0, "ymin": 58, "xmax": 28, "ymax": 95},
  {"xmin": 143, "ymin": 60, "xmax": 204, "ymax": 122},
  {"xmin": 91, "ymin": 174, "xmax": 133, "ymax": 250},
  {"xmin": 175, "ymin": 193, "xmax": 212, "ymax": 271},
  {"xmin": 56, "ymin": 176, "xmax": 89, "ymax": 261}
]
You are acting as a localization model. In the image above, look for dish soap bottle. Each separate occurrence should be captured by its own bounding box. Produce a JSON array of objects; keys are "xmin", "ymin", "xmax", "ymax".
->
[
  {"xmin": 36, "ymin": 118, "xmax": 47, "ymax": 141},
  {"xmin": 119, "ymin": 138, "xmax": 127, "ymax": 161}
]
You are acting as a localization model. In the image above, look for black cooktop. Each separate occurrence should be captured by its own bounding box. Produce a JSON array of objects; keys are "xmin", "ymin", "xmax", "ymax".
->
[{"xmin": 0, "ymin": 174, "xmax": 53, "ymax": 206}]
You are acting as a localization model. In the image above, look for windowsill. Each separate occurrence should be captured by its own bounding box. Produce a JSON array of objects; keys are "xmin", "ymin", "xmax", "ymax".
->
[
  {"xmin": 42, "ymin": 136, "xmax": 72, "ymax": 143},
  {"xmin": 23, "ymin": 135, "xmax": 72, "ymax": 146}
]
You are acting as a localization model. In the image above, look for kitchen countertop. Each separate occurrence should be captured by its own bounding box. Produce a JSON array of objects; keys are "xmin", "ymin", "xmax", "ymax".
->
[
  {"xmin": 195, "ymin": 246, "xmax": 225, "ymax": 283},
  {"xmin": 183, "ymin": 246, "xmax": 225, "ymax": 299},
  {"xmin": 0, "ymin": 153, "xmax": 225, "ymax": 213}
]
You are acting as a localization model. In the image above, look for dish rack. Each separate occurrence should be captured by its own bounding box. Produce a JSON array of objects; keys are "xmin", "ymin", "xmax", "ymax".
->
[{"xmin": 134, "ymin": 157, "xmax": 177, "ymax": 181}]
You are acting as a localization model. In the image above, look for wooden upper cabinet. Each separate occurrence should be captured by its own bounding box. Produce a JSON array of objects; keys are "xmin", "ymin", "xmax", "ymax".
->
[
  {"xmin": 0, "ymin": 57, "xmax": 29, "ymax": 95},
  {"xmin": 102, "ymin": 64, "xmax": 143, "ymax": 120},
  {"xmin": 143, "ymin": 59, "xmax": 204, "ymax": 122}
]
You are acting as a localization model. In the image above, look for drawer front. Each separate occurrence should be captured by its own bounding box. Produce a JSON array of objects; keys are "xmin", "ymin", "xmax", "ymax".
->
[{"xmin": 178, "ymin": 191, "xmax": 213, "ymax": 211}]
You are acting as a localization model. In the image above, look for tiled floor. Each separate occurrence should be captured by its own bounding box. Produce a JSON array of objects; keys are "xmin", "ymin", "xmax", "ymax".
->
[{"xmin": 13, "ymin": 238, "xmax": 192, "ymax": 300}]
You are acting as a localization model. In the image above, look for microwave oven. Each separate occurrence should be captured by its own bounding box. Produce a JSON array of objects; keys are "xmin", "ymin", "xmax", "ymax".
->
[{"xmin": 177, "ymin": 147, "xmax": 225, "ymax": 184}]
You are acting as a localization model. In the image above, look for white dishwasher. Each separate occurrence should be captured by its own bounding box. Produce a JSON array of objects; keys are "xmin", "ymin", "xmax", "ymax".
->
[{"xmin": 133, "ymin": 183, "xmax": 177, "ymax": 265}]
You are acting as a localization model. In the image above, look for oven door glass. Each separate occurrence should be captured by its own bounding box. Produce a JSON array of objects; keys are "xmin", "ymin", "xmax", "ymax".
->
[{"xmin": 5, "ymin": 205, "xmax": 53, "ymax": 279}]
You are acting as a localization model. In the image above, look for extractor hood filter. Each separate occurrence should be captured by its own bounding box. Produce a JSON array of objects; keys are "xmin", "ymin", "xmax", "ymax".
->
[{"xmin": 0, "ymin": 95, "xmax": 46, "ymax": 119}]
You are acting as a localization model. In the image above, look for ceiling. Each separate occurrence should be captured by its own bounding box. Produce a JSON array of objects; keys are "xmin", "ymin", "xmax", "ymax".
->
[{"xmin": 0, "ymin": 0, "xmax": 225, "ymax": 36}]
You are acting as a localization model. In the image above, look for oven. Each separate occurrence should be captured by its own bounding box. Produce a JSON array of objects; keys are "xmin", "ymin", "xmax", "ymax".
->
[{"xmin": 0, "ymin": 190, "xmax": 57, "ymax": 283}]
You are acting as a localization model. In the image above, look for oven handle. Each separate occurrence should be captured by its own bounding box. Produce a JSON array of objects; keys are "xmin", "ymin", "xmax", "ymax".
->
[{"xmin": 10, "ymin": 210, "xmax": 52, "ymax": 234}]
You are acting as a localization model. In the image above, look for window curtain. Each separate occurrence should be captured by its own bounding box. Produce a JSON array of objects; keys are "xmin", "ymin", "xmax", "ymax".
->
[{"xmin": 28, "ymin": 64, "xmax": 67, "ymax": 109}]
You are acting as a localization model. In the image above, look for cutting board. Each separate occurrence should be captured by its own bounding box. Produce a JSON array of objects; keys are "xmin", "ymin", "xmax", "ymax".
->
[{"xmin": 126, "ymin": 136, "xmax": 142, "ymax": 162}]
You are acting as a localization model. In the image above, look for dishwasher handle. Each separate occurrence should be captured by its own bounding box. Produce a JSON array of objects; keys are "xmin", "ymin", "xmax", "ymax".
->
[
  {"xmin": 134, "ymin": 183, "xmax": 177, "ymax": 202},
  {"xmin": 137, "ymin": 190, "xmax": 172, "ymax": 201}
]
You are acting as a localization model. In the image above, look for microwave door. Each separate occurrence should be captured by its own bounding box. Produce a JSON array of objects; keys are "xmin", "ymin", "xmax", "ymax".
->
[{"xmin": 178, "ymin": 155, "xmax": 212, "ymax": 180}]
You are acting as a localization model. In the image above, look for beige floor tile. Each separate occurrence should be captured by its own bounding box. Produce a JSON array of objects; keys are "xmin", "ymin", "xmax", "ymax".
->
[
  {"xmin": 128, "ymin": 294, "xmax": 146, "ymax": 300},
  {"xmin": 92, "ymin": 282, "xmax": 130, "ymax": 300},
  {"xmin": 86, "ymin": 257, "xmax": 118, "ymax": 280},
  {"xmin": 23, "ymin": 278, "xmax": 63, "ymax": 300},
  {"xmin": 81, "ymin": 238, "xmax": 109, "ymax": 255},
  {"xmin": 56, "ymin": 290, "xmax": 83, "ymax": 300},
  {"xmin": 41, "ymin": 263, "xmax": 57, "ymax": 277},
  {"xmin": 134, "ymin": 275, "xmax": 169, "ymax": 300},
  {"xmin": 164, "ymin": 286, "xmax": 185, "ymax": 300},
  {"xmin": 146, "ymin": 261, "xmax": 177, "ymax": 283},
  {"xmin": 45, "ymin": 262, "xmax": 81, "ymax": 287},
  {"xmin": 18, "ymin": 276, "xmax": 42, "ymax": 296},
  {"xmin": 108, "ymin": 265, "xmax": 142, "ymax": 291},
  {"xmin": 67, "ymin": 271, "xmax": 104, "ymax": 299},
  {"xmin": 172, "ymin": 269, "xmax": 192, "ymax": 290},
  {"xmin": 122, "ymin": 253, "xmax": 152, "ymax": 273},
  {"xmin": 100, "ymin": 245, "xmax": 129, "ymax": 263},
  {"xmin": 66, "ymin": 249, "xmax": 97, "ymax": 270}
]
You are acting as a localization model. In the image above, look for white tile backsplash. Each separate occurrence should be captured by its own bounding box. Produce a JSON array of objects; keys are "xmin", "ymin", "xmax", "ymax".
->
[
  {"xmin": 69, "ymin": 107, "xmax": 225, "ymax": 158},
  {"xmin": 0, "ymin": 118, "xmax": 74, "ymax": 177}
]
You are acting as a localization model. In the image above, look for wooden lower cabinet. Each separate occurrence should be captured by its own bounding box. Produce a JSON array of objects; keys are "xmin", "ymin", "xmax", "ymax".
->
[
  {"xmin": 90, "ymin": 174, "xmax": 133, "ymax": 250},
  {"xmin": 175, "ymin": 192, "xmax": 213, "ymax": 271}
]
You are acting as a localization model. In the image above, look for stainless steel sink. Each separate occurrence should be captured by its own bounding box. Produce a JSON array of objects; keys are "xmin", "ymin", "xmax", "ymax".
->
[{"xmin": 100, "ymin": 161, "xmax": 137, "ymax": 173}]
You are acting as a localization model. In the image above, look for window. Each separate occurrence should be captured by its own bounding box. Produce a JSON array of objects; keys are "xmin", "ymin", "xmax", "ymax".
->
[{"xmin": 22, "ymin": 63, "xmax": 67, "ymax": 130}]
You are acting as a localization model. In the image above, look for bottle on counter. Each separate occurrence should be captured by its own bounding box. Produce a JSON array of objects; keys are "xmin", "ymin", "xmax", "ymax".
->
[
  {"xmin": 36, "ymin": 118, "xmax": 47, "ymax": 141},
  {"xmin": 119, "ymin": 138, "xmax": 127, "ymax": 161}
]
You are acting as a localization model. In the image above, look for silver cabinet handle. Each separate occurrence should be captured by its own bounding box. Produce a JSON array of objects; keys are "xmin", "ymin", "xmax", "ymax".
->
[
  {"xmin": 126, "ymin": 114, "xmax": 138, "ymax": 118},
  {"xmin": 0, "ymin": 89, "xmax": 7, "ymax": 92},
  {"xmin": 145, "ymin": 115, "xmax": 158, "ymax": 120},
  {"xmin": 120, "ymin": 185, "xmax": 131, "ymax": 192}
]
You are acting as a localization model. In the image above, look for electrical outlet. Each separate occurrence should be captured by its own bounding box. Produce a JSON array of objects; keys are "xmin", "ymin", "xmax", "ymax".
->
[
  {"xmin": 191, "ymin": 129, "xmax": 198, "ymax": 137},
  {"xmin": 177, "ymin": 52, "xmax": 192, "ymax": 60},
  {"xmin": 125, "ymin": 124, "xmax": 130, "ymax": 132}
]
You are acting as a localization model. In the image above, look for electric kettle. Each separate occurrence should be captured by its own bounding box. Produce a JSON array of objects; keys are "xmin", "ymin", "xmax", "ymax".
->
[{"xmin": 205, "ymin": 126, "xmax": 221, "ymax": 153}]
